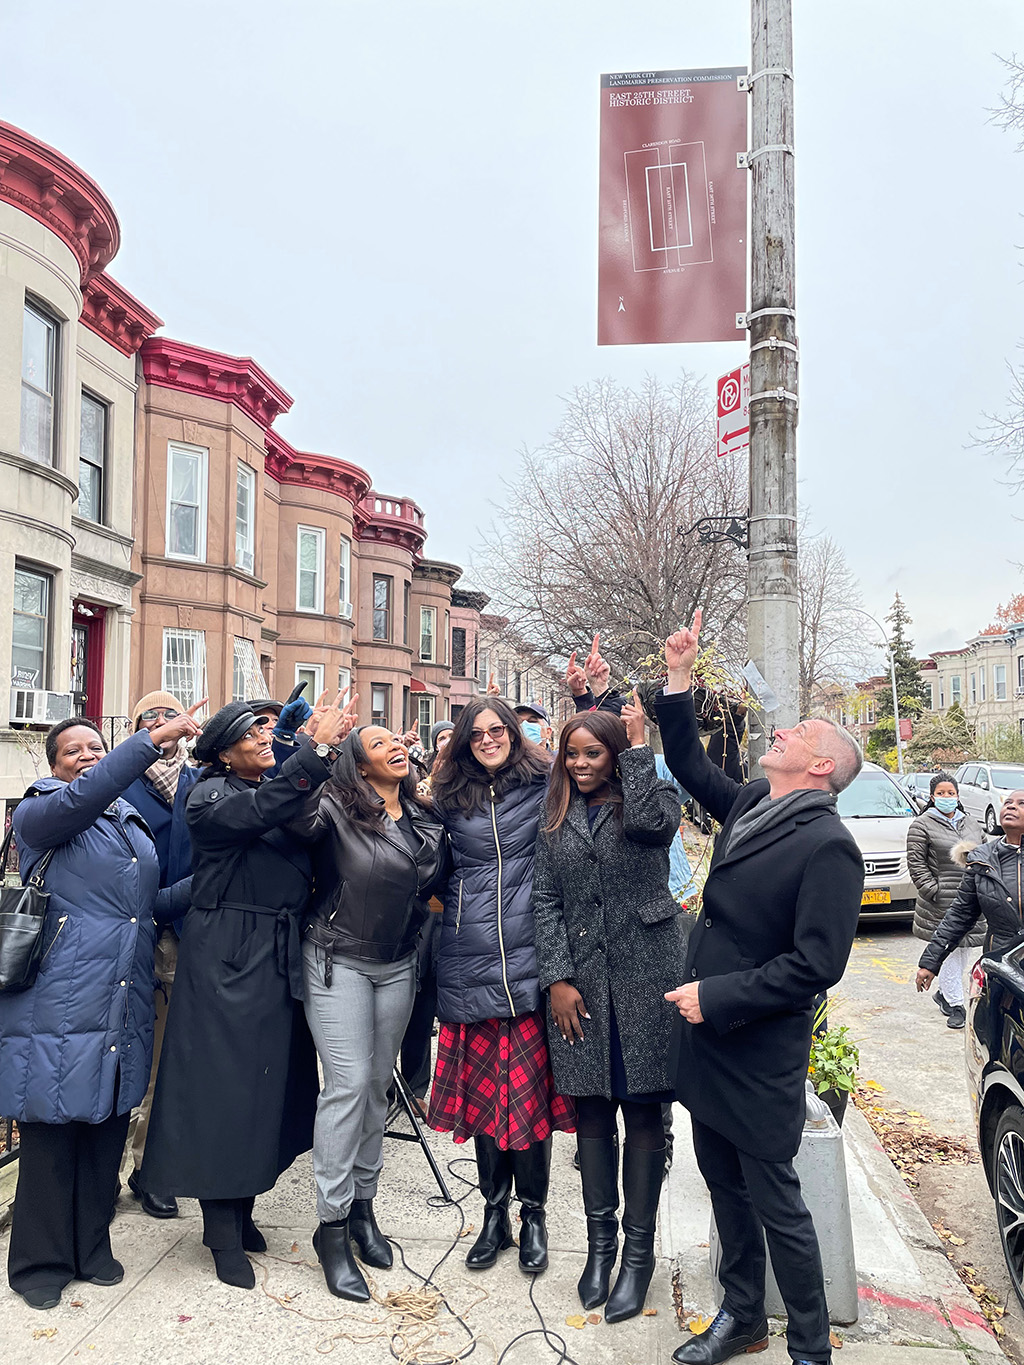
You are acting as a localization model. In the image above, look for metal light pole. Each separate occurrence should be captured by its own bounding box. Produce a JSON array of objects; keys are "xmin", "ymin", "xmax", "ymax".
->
[
  {"xmin": 746, "ymin": 0, "xmax": 800, "ymax": 768},
  {"xmin": 851, "ymin": 607, "xmax": 905, "ymax": 775}
]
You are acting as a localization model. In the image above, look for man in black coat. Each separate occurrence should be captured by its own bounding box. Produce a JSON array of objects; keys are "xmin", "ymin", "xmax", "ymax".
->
[{"xmin": 656, "ymin": 612, "xmax": 865, "ymax": 1365}]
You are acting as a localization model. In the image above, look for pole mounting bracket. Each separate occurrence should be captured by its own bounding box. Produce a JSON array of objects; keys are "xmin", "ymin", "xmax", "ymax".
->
[
  {"xmin": 735, "ymin": 307, "xmax": 797, "ymax": 329},
  {"xmin": 738, "ymin": 68, "xmax": 795, "ymax": 92},
  {"xmin": 677, "ymin": 516, "xmax": 749, "ymax": 550},
  {"xmin": 750, "ymin": 336, "xmax": 800, "ymax": 358},
  {"xmin": 748, "ymin": 388, "xmax": 799, "ymax": 407},
  {"xmin": 737, "ymin": 144, "xmax": 795, "ymax": 169}
]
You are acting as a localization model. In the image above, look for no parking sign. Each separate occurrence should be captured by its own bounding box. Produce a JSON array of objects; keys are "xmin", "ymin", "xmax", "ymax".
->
[{"xmin": 716, "ymin": 363, "xmax": 750, "ymax": 458}]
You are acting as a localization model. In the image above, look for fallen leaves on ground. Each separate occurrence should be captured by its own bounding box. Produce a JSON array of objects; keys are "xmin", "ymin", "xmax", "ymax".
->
[
  {"xmin": 830, "ymin": 1330, "xmax": 844, "ymax": 1349},
  {"xmin": 565, "ymin": 1314, "xmax": 587, "ymax": 1330},
  {"xmin": 587, "ymin": 1314, "xmax": 601, "ymax": 1324},
  {"xmin": 31, "ymin": 1328, "xmax": 57, "ymax": 1340},
  {"xmin": 643, "ymin": 1307, "xmax": 658, "ymax": 1317},
  {"xmin": 853, "ymin": 1087, "xmax": 979, "ymax": 1187},
  {"xmin": 931, "ymin": 1232, "xmax": 1009, "ymax": 1335},
  {"xmin": 688, "ymin": 1314, "xmax": 714, "ymax": 1333}
]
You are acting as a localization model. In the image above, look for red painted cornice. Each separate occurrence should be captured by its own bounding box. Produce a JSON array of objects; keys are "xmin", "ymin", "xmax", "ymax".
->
[
  {"xmin": 141, "ymin": 336, "xmax": 293, "ymax": 431},
  {"xmin": 358, "ymin": 491, "xmax": 427, "ymax": 558},
  {"xmin": 264, "ymin": 429, "xmax": 372, "ymax": 507},
  {"xmin": 0, "ymin": 121, "xmax": 120, "ymax": 284},
  {"xmin": 81, "ymin": 271, "xmax": 162, "ymax": 356}
]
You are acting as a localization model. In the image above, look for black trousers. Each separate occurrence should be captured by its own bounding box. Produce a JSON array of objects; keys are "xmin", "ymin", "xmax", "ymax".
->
[
  {"xmin": 691, "ymin": 1117, "xmax": 830, "ymax": 1364},
  {"xmin": 399, "ymin": 967, "xmax": 438, "ymax": 1099},
  {"xmin": 8, "ymin": 1106, "xmax": 130, "ymax": 1293}
]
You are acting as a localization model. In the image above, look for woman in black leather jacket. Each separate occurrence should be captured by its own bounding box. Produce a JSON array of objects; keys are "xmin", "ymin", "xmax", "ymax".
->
[{"xmin": 295, "ymin": 727, "xmax": 448, "ymax": 1302}]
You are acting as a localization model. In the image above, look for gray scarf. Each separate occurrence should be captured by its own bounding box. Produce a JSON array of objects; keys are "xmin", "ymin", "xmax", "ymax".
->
[{"xmin": 722, "ymin": 788, "xmax": 837, "ymax": 858}]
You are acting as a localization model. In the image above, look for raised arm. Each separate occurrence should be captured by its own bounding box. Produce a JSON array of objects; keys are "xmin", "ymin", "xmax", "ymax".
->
[
  {"xmin": 617, "ymin": 703, "xmax": 680, "ymax": 847},
  {"xmin": 187, "ymin": 741, "xmax": 334, "ymax": 850}
]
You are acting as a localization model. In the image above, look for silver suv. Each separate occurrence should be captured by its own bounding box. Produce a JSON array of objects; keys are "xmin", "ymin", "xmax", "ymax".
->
[
  {"xmin": 837, "ymin": 762, "xmax": 918, "ymax": 919},
  {"xmin": 953, "ymin": 763, "xmax": 1024, "ymax": 834}
]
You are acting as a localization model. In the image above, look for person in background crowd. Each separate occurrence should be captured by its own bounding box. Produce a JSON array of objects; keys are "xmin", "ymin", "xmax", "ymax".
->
[
  {"xmin": 119, "ymin": 690, "xmax": 203, "ymax": 1220},
  {"xmin": 247, "ymin": 691, "xmax": 314, "ymax": 773},
  {"xmin": 294, "ymin": 726, "xmax": 448, "ymax": 1301},
  {"xmin": 533, "ymin": 702, "xmax": 688, "ymax": 1322},
  {"xmin": 515, "ymin": 702, "xmax": 552, "ymax": 750},
  {"xmin": 141, "ymin": 693, "xmax": 356, "ymax": 1290},
  {"xmin": 917, "ymin": 790, "xmax": 1024, "ymax": 1000},
  {"xmin": 428, "ymin": 697, "xmax": 574, "ymax": 1276},
  {"xmin": 907, "ymin": 773, "xmax": 984, "ymax": 1031},
  {"xmin": 565, "ymin": 634, "xmax": 626, "ymax": 716},
  {"xmin": 0, "ymin": 709, "xmax": 200, "ymax": 1310},
  {"xmin": 426, "ymin": 719, "xmax": 454, "ymax": 774},
  {"xmin": 657, "ymin": 611, "xmax": 864, "ymax": 1365}
]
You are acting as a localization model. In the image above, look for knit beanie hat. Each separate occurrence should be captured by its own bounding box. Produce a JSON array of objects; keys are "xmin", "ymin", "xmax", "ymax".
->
[
  {"xmin": 132, "ymin": 690, "xmax": 186, "ymax": 730},
  {"xmin": 431, "ymin": 720, "xmax": 454, "ymax": 747}
]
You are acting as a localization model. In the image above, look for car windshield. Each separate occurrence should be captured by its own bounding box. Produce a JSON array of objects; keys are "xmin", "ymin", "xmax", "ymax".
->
[
  {"xmin": 990, "ymin": 768, "xmax": 1024, "ymax": 790},
  {"xmin": 837, "ymin": 771, "xmax": 916, "ymax": 818}
]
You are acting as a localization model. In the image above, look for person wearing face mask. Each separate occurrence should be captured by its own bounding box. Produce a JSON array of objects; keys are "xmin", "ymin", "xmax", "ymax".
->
[
  {"xmin": 515, "ymin": 702, "xmax": 550, "ymax": 749},
  {"xmin": 0, "ymin": 709, "xmax": 201, "ymax": 1311},
  {"xmin": 917, "ymin": 790, "xmax": 1024, "ymax": 1006},
  {"xmin": 907, "ymin": 773, "xmax": 984, "ymax": 1030}
]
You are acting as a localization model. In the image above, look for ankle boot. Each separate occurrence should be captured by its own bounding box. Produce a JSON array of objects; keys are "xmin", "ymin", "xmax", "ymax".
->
[
  {"xmin": 349, "ymin": 1198, "xmax": 392, "ymax": 1269},
  {"xmin": 576, "ymin": 1135, "xmax": 620, "ymax": 1308},
  {"xmin": 466, "ymin": 1136, "xmax": 515, "ymax": 1269},
  {"xmin": 313, "ymin": 1221, "xmax": 370, "ymax": 1301},
  {"xmin": 604, "ymin": 1144, "xmax": 664, "ymax": 1323},
  {"xmin": 510, "ymin": 1138, "xmax": 550, "ymax": 1275},
  {"xmin": 211, "ymin": 1248, "xmax": 255, "ymax": 1289}
]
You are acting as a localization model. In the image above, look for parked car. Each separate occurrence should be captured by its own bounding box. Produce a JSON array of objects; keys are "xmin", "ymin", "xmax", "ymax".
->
[
  {"xmin": 836, "ymin": 761, "xmax": 918, "ymax": 919},
  {"xmin": 901, "ymin": 771, "xmax": 934, "ymax": 806},
  {"xmin": 953, "ymin": 763, "xmax": 1024, "ymax": 834},
  {"xmin": 966, "ymin": 945, "xmax": 1024, "ymax": 1310}
]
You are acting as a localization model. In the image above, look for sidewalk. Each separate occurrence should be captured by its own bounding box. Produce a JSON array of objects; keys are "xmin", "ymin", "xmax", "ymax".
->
[{"xmin": 0, "ymin": 1102, "xmax": 1008, "ymax": 1365}]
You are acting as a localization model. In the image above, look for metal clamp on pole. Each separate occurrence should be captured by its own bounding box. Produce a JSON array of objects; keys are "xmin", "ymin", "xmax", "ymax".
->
[
  {"xmin": 748, "ymin": 388, "xmax": 799, "ymax": 406},
  {"xmin": 737, "ymin": 145, "xmax": 795, "ymax": 169},
  {"xmin": 750, "ymin": 337, "xmax": 799, "ymax": 357},
  {"xmin": 738, "ymin": 68, "xmax": 795, "ymax": 91},
  {"xmin": 735, "ymin": 306, "xmax": 797, "ymax": 329}
]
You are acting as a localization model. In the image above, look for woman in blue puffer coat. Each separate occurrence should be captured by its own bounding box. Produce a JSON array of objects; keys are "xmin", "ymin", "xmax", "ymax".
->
[
  {"xmin": 0, "ymin": 711, "xmax": 198, "ymax": 1311},
  {"xmin": 426, "ymin": 696, "xmax": 574, "ymax": 1277}
]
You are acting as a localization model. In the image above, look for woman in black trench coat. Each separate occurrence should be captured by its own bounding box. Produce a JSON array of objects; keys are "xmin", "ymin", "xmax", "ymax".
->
[{"xmin": 142, "ymin": 694, "xmax": 356, "ymax": 1288}]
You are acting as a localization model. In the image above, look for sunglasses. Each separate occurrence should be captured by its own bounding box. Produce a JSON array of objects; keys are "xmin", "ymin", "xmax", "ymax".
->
[
  {"xmin": 140, "ymin": 708, "xmax": 180, "ymax": 722},
  {"xmin": 469, "ymin": 723, "xmax": 508, "ymax": 744}
]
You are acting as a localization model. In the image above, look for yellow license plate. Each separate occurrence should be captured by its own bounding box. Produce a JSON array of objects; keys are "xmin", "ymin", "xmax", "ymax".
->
[{"xmin": 861, "ymin": 889, "xmax": 891, "ymax": 905}]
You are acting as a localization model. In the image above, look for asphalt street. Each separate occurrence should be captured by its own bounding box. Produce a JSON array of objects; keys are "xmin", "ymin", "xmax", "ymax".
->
[{"xmin": 837, "ymin": 921, "xmax": 1021, "ymax": 1362}]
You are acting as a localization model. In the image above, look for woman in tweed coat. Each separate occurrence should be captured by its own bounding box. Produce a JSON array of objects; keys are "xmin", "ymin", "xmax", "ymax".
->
[
  {"xmin": 907, "ymin": 772, "xmax": 984, "ymax": 1030},
  {"xmin": 532, "ymin": 699, "xmax": 688, "ymax": 1324}
]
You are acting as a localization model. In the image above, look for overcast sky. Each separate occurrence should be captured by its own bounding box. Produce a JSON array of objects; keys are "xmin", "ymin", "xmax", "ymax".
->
[{"xmin": 6, "ymin": 0, "xmax": 1023, "ymax": 666}]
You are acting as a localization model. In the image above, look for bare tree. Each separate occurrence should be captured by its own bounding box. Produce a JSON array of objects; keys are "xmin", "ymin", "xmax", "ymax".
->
[
  {"xmin": 797, "ymin": 523, "xmax": 875, "ymax": 715},
  {"xmin": 473, "ymin": 374, "xmax": 747, "ymax": 678}
]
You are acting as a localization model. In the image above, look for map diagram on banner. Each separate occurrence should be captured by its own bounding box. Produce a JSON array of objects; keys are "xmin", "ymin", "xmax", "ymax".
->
[{"xmin": 624, "ymin": 141, "xmax": 713, "ymax": 272}]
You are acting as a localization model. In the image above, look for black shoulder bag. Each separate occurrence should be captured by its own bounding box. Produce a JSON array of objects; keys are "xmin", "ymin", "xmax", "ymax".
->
[{"xmin": 0, "ymin": 824, "xmax": 56, "ymax": 993}]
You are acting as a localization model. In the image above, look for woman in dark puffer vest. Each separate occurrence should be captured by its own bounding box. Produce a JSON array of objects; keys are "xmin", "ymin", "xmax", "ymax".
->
[
  {"xmin": 295, "ymin": 725, "xmax": 448, "ymax": 1303},
  {"xmin": 907, "ymin": 772, "xmax": 984, "ymax": 1030},
  {"xmin": 427, "ymin": 696, "xmax": 574, "ymax": 1275}
]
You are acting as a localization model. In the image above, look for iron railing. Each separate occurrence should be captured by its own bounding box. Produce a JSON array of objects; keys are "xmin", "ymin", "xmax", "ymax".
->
[{"xmin": 86, "ymin": 715, "xmax": 133, "ymax": 749}]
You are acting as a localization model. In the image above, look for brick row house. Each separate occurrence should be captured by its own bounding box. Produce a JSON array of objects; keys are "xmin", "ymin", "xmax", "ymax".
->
[{"xmin": 0, "ymin": 120, "xmax": 506, "ymax": 817}]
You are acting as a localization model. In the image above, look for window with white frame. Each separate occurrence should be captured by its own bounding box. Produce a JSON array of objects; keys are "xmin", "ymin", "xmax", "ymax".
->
[
  {"xmin": 296, "ymin": 526, "xmax": 325, "ymax": 613},
  {"xmin": 930, "ymin": 683, "xmax": 937, "ymax": 711},
  {"xmin": 21, "ymin": 302, "xmax": 59, "ymax": 466},
  {"xmin": 980, "ymin": 666, "xmax": 987, "ymax": 702},
  {"xmin": 417, "ymin": 695, "xmax": 434, "ymax": 749},
  {"xmin": 295, "ymin": 663, "xmax": 324, "ymax": 700},
  {"xmin": 11, "ymin": 565, "xmax": 51, "ymax": 688},
  {"xmin": 1019, "ymin": 656, "xmax": 1024, "ymax": 691},
  {"xmin": 863, "ymin": 700, "xmax": 875, "ymax": 724},
  {"xmin": 232, "ymin": 637, "xmax": 263, "ymax": 701},
  {"xmin": 478, "ymin": 649, "xmax": 490, "ymax": 689},
  {"xmin": 373, "ymin": 576, "xmax": 392, "ymax": 641},
  {"xmin": 420, "ymin": 607, "xmax": 436, "ymax": 662},
  {"xmin": 498, "ymin": 659, "xmax": 509, "ymax": 694},
  {"xmin": 166, "ymin": 442, "xmax": 208, "ymax": 561},
  {"xmin": 162, "ymin": 628, "xmax": 207, "ymax": 710},
  {"xmin": 451, "ymin": 627, "xmax": 467, "ymax": 676},
  {"xmin": 444, "ymin": 610, "xmax": 450, "ymax": 665},
  {"xmin": 995, "ymin": 664, "xmax": 1007, "ymax": 701},
  {"xmin": 951, "ymin": 675, "xmax": 962, "ymax": 705},
  {"xmin": 338, "ymin": 665, "xmax": 352, "ymax": 698},
  {"xmin": 235, "ymin": 463, "xmax": 256, "ymax": 573},
  {"xmin": 78, "ymin": 391, "xmax": 107, "ymax": 523},
  {"xmin": 339, "ymin": 536, "xmax": 353, "ymax": 618},
  {"xmin": 371, "ymin": 683, "xmax": 390, "ymax": 728},
  {"xmin": 970, "ymin": 672, "xmax": 977, "ymax": 705}
]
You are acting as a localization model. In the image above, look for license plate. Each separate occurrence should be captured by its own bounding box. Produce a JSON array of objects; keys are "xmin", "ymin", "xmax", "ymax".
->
[{"xmin": 861, "ymin": 889, "xmax": 891, "ymax": 905}]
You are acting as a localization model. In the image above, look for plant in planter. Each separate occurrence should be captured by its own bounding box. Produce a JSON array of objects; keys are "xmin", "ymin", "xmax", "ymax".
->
[{"xmin": 808, "ymin": 998, "xmax": 860, "ymax": 1126}]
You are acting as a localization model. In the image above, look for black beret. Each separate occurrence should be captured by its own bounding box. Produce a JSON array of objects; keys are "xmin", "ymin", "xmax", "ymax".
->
[
  {"xmin": 195, "ymin": 702, "xmax": 260, "ymax": 764},
  {"xmin": 247, "ymin": 697, "xmax": 283, "ymax": 715}
]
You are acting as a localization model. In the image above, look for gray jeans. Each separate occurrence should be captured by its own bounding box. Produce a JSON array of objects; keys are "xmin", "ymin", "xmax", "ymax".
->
[{"xmin": 302, "ymin": 942, "xmax": 417, "ymax": 1222}]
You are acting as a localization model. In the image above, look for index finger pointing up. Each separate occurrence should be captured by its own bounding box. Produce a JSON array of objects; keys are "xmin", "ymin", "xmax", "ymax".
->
[
  {"xmin": 591, "ymin": 632, "xmax": 600, "ymax": 656},
  {"xmin": 692, "ymin": 608, "xmax": 702, "ymax": 638}
]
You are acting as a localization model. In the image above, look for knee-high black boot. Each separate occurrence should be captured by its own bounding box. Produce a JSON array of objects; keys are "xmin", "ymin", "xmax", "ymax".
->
[
  {"xmin": 604, "ymin": 1144, "xmax": 664, "ymax": 1323},
  {"xmin": 510, "ymin": 1138, "xmax": 550, "ymax": 1275},
  {"xmin": 576, "ymin": 1136, "xmax": 620, "ymax": 1308},
  {"xmin": 466, "ymin": 1136, "xmax": 515, "ymax": 1269}
]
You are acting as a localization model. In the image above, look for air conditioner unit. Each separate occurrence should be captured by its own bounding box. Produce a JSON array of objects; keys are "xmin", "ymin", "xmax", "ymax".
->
[
  {"xmin": 9, "ymin": 689, "xmax": 74, "ymax": 725},
  {"xmin": 340, "ymin": 601, "xmax": 354, "ymax": 620}
]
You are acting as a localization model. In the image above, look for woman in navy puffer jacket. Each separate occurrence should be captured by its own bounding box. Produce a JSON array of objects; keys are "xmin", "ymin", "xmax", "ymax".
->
[
  {"xmin": 0, "ymin": 713, "xmax": 197, "ymax": 1311},
  {"xmin": 427, "ymin": 696, "xmax": 574, "ymax": 1277}
]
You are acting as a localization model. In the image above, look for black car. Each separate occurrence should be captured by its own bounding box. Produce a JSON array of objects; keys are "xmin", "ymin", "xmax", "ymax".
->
[{"xmin": 966, "ymin": 944, "xmax": 1024, "ymax": 1308}]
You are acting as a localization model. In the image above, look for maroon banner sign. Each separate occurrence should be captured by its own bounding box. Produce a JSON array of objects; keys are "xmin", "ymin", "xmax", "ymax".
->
[{"xmin": 598, "ymin": 67, "xmax": 748, "ymax": 345}]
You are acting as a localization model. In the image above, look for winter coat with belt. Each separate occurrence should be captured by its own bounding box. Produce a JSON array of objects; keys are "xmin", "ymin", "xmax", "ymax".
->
[
  {"xmin": 140, "ymin": 741, "xmax": 332, "ymax": 1200},
  {"xmin": 531, "ymin": 745, "xmax": 689, "ymax": 1098},
  {"xmin": 908, "ymin": 807, "xmax": 985, "ymax": 946},
  {"xmin": 0, "ymin": 730, "xmax": 190, "ymax": 1125},
  {"xmin": 918, "ymin": 838, "xmax": 1024, "ymax": 974},
  {"xmin": 297, "ymin": 789, "xmax": 449, "ymax": 971},
  {"xmin": 654, "ymin": 688, "xmax": 865, "ymax": 1163},
  {"xmin": 435, "ymin": 773, "xmax": 548, "ymax": 1025}
]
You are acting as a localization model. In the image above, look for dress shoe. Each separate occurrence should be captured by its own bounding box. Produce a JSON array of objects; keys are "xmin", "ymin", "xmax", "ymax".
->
[
  {"xmin": 349, "ymin": 1198, "xmax": 392, "ymax": 1268},
  {"xmin": 934, "ymin": 989, "xmax": 952, "ymax": 1018},
  {"xmin": 211, "ymin": 1248, "xmax": 255, "ymax": 1289},
  {"xmin": 80, "ymin": 1260, "xmax": 124, "ymax": 1286},
  {"xmin": 21, "ymin": 1286, "xmax": 61, "ymax": 1310},
  {"xmin": 671, "ymin": 1308, "xmax": 770, "ymax": 1364},
  {"xmin": 466, "ymin": 1136, "xmax": 515, "ymax": 1269},
  {"xmin": 313, "ymin": 1221, "xmax": 370, "ymax": 1301},
  {"xmin": 948, "ymin": 1005, "xmax": 966, "ymax": 1030},
  {"xmin": 128, "ymin": 1170, "xmax": 178, "ymax": 1219}
]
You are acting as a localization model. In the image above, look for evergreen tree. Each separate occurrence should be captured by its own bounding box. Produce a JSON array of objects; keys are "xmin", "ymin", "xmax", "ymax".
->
[{"xmin": 874, "ymin": 593, "xmax": 929, "ymax": 719}]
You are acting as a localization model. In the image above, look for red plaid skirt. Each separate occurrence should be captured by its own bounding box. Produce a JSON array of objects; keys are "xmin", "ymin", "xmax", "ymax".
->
[{"xmin": 427, "ymin": 1010, "xmax": 576, "ymax": 1151}]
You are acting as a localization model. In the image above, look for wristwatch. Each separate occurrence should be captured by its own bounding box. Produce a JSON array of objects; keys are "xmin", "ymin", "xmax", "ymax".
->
[{"xmin": 314, "ymin": 742, "xmax": 339, "ymax": 762}]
